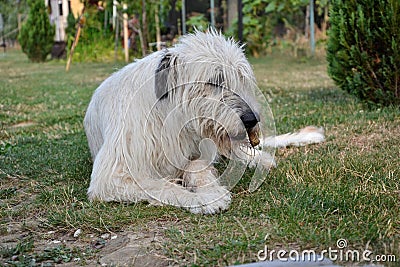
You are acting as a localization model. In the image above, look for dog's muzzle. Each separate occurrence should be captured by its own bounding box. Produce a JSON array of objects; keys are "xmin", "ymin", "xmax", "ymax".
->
[{"xmin": 240, "ymin": 111, "xmax": 261, "ymax": 147}]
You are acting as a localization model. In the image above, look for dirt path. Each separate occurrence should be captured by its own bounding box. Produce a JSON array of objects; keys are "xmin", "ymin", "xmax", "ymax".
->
[{"xmin": 0, "ymin": 222, "xmax": 173, "ymax": 266}]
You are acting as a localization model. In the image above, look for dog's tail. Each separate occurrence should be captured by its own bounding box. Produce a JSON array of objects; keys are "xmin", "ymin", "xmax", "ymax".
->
[{"xmin": 262, "ymin": 126, "xmax": 325, "ymax": 148}]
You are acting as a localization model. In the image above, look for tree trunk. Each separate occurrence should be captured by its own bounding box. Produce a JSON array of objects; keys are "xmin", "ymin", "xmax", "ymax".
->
[
  {"xmin": 321, "ymin": 4, "xmax": 329, "ymax": 38},
  {"xmin": 141, "ymin": 0, "xmax": 148, "ymax": 55},
  {"xmin": 305, "ymin": 4, "xmax": 310, "ymax": 38},
  {"xmin": 222, "ymin": 0, "xmax": 228, "ymax": 31}
]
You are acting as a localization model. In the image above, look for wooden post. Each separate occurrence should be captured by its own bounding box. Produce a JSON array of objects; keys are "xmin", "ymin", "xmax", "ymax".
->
[
  {"xmin": 66, "ymin": 7, "xmax": 85, "ymax": 72},
  {"xmin": 310, "ymin": 0, "xmax": 315, "ymax": 56},
  {"xmin": 138, "ymin": 26, "xmax": 145, "ymax": 57},
  {"xmin": 321, "ymin": 4, "xmax": 329, "ymax": 38},
  {"xmin": 112, "ymin": 0, "xmax": 117, "ymax": 30},
  {"xmin": 210, "ymin": 0, "xmax": 215, "ymax": 29},
  {"xmin": 114, "ymin": 10, "xmax": 119, "ymax": 62},
  {"xmin": 155, "ymin": 4, "xmax": 161, "ymax": 51},
  {"xmin": 181, "ymin": 0, "xmax": 186, "ymax": 35},
  {"xmin": 123, "ymin": 3, "xmax": 129, "ymax": 62}
]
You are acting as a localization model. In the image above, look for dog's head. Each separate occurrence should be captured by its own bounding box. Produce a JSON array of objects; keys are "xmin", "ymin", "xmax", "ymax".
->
[{"xmin": 154, "ymin": 30, "xmax": 262, "ymax": 157}]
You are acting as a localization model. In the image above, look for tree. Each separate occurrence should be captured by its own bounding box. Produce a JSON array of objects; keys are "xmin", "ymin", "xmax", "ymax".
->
[
  {"xmin": 18, "ymin": 0, "xmax": 55, "ymax": 62},
  {"xmin": 327, "ymin": 0, "xmax": 400, "ymax": 106},
  {"xmin": 0, "ymin": 0, "xmax": 28, "ymax": 43}
]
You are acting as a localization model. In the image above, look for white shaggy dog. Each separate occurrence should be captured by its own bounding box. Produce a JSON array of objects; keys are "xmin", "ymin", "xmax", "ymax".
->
[{"xmin": 84, "ymin": 30, "xmax": 324, "ymax": 214}]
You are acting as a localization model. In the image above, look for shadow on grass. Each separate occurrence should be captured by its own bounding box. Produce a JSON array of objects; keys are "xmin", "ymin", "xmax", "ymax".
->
[{"xmin": 305, "ymin": 87, "xmax": 356, "ymax": 105}]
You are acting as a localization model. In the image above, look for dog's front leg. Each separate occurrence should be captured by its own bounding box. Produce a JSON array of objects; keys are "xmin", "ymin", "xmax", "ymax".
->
[{"xmin": 182, "ymin": 160, "xmax": 231, "ymax": 214}]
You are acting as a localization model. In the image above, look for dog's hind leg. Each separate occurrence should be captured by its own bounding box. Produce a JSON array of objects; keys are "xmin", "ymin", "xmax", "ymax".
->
[
  {"xmin": 83, "ymin": 107, "xmax": 104, "ymax": 160},
  {"xmin": 87, "ymin": 140, "xmax": 145, "ymax": 202}
]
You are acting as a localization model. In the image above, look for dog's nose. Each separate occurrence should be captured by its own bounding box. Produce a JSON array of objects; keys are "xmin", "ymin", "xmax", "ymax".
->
[{"xmin": 240, "ymin": 111, "xmax": 259, "ymax": 129}]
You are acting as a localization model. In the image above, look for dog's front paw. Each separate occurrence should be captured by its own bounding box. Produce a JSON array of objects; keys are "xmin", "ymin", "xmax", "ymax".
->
[
  {"xmin": 183, "ymin": 160, "xmax": 219, "ymax": 192},
  {"xmin": 181, "ymin": 160, "xmax": 233, "ymax": 214},
  {"xmin": 188, "ymin": 187, "xmax": 232, "ymax": 214}
]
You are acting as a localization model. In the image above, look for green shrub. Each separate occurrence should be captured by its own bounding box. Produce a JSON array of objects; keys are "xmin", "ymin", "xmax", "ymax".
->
[
  {"xmin": 327, "ymin": 0, "xmax": 400, "ymax": 106},
  {"xmin": 241, "ymin": 0, "xmax": 273, "ymax": 57},
  {"xmin": 18, "ymin": 0, "xmax": 55, "ymax": 62}
]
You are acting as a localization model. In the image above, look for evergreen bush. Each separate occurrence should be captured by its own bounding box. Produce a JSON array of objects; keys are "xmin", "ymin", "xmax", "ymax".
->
[
  {"xmin": 18, "ymin": 0, "xmax": 55, "ymax": 62},
  {"xmin": 327, "ymin": 0, "xmax": 400, "ymax": 106}
]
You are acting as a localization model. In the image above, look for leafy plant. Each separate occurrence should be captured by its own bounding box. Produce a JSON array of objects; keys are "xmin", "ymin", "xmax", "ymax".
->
[
  {"xmin": 18, "ymin": 0, "xmax": 55, "ymax": 62},
  {"xmin": 71, "ymin": 5, "xmax": 118, "ymax": 62},
  {"xmin": 239, "ymin": 0, "xmax": 273, "ymax": 57},
  {"xmin": 231, "ymin": 0, "xmax": 312, "ymax": 57},
  {"xmin": 186, "ymin": 14, "xmax": 208, "ymax": 32},
  {"xmin": 0, "ymin": 238, "xmax": 34, "ymax": 258},
  {"xmin": 327, "ymin": 0, "xmax": 400, "ymax": 106}
]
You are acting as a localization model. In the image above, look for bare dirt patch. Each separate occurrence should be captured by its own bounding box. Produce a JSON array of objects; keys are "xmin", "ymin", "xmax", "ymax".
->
[
  {"xmin": 0, "ymin": 221, "xmax": 173, "ymax": 266},
  {"xmin": 8, "ymin": 121, "xmax": 37, "ymax": 129}
]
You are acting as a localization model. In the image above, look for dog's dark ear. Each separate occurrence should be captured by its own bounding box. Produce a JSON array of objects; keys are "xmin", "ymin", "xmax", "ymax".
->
[
  {"xmin": 214, "ymin": 72, "xmax": 225, "ymax": 87},
  {"xmin": 207, "ymin": 71, "xmax": 225, "ymax": 89},
  {"xmin": 155, "ymin": 53, "xmax": 173, "ymax": 100}
]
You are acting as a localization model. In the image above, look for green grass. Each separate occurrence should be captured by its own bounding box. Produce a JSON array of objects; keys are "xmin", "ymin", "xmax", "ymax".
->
[{"xmin": 0, "ymin": 49, "xmax": 399, "ymax": 266}]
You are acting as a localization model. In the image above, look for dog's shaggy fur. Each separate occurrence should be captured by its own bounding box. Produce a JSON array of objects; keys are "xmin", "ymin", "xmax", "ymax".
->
[{"xmin": 84, "ymin": 30, "xmax": 324, "ymax": 214}]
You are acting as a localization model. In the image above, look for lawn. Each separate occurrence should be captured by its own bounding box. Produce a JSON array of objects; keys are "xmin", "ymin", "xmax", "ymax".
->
[{"xmin": 0, "ymin": 49, "xmax": 399, "ymax": 266}]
